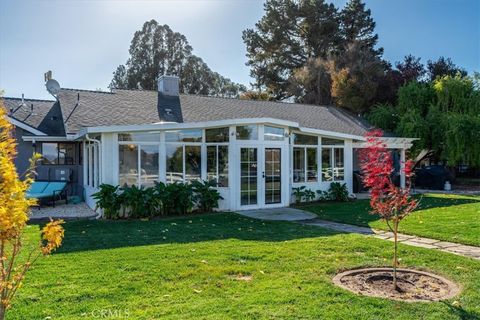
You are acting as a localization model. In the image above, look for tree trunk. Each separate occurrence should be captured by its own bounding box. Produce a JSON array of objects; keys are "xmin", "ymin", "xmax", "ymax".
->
[
  {"xmin": 0, "ymin": 304, "xmax": 5, "ymax": 320},
  {"xmin": 393, "ymin": 220, "xmax": 399, "ymax": 291}
]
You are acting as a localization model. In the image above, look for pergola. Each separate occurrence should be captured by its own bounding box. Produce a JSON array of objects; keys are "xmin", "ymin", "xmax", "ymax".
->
[{"xmin": 352, "ymin": 137, "xmax": 417, "ymax": 188}]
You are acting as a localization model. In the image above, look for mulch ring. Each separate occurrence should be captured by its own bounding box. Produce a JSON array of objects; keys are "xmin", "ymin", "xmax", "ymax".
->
[{"xmin": 333, "ymin": 267, "xmax": 460, "ymax": 302}]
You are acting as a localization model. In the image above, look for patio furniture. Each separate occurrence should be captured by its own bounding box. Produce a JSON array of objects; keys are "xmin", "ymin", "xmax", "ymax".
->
[{"xmin": 27, "ymin": 181, "xmax": 68, "ymax": 208}]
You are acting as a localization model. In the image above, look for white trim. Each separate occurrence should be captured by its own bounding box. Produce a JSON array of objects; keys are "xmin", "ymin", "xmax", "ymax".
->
[
  {"xmin": 76, "ymin": 118, "xmax": 299, "ymax": 137},
  {"xmin": 22, "ymin": 136, "xmax": 70, "ymax": 142},
  {"xmin": 298, "ymin": 127, "xmax": 364, "ymax": 141},
  {"xmin": 7, "ymin": 116, "xmax": 46, "ymax": 136}
]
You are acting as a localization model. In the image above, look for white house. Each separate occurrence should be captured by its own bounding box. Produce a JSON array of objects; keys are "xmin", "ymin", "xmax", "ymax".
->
[{"xmin": 3, "ymin": 76, "xmax": 414, "ymax": 211}]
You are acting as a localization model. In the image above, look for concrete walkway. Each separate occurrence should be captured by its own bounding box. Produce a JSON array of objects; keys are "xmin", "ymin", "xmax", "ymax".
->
[
  {"xmin": 237, "ymin": 207, "xmax": 480, "ymax": 260},
  {"xmin": 301, "ymin": 218, "xmax": 480, "ymax": 260},
  {"xmin": 238, "ymin": 207, "xmax": 317, "ymax": 221}
]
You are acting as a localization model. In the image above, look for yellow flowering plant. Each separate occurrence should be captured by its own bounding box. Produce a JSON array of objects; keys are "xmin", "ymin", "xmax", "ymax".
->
[{"xmin": 0, "ymin": 102, "xmax": 64, "ymax": 319}]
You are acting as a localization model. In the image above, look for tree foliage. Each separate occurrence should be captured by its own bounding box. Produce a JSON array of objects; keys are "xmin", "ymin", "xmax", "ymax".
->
[
  {"xmin": 368, "ymin": 75, "xmax": 480, "ymax": 167},
  {"xmin": 0, "ymin": 104, "xmax": 64, "ymax": 319},
  {"xmin": 427, "ymin": 56, "xmax": 467, "ymax": 82},
  {"xmin": 110, "ymin": 20, "xmax": 245, "ymax": 97},
  {"xmin": 243, "ymin": 0, "xmax": 382, "ymax": 108},
  {"xmin": 359, "ymin": 130, "xmax": 417, "ymax": 290}
]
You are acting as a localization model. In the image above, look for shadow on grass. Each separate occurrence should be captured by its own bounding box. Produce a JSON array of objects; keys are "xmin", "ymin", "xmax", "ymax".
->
[
  {"xmin": 298, "ymin": 194, "xmax": 480, "ymax": 227},
  {"xmin": 30, "ymin": 212, "xmax": 344, "ymax": 254},
  {"xmin": 442, "ymin": 301, "xmax": 480, "ymax": 320}
]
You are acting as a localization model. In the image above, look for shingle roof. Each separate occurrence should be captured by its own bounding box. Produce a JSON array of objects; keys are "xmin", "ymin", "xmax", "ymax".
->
[
  {"xmin": 0, "ymin": 97, "xmax": 65, "ymax": 135},
  {"xmin": 57, "ymin": 88, "xmax": 371, "ymax": 136}
]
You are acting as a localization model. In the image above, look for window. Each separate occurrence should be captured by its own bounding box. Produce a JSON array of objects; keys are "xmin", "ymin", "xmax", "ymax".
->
[
  {"xmin": 119, "ymin": 144, "xmax": 138, "ymax": 186},
  {"xmin": 206, "ymin": 127, "xmax": 229, "ymax": 143},
  {"xmin": 119, "ymin": 132, "xmax": 160, "ymax": 142},
  {"xmin": 207, "ymin": 146, "xmax": 228, "ymax": 187},
  {"xmin": 236, "ymin": 125, "xmax": 258, "ymax": 140},
  {"xmin": 322, "ymin": 137, "xmax": 344, "ymax": 145},
  {"xmin": 264, "ymin": 126, "xmax": 284, "ymax": 141},
  {"xmin": 119, "ymin": 143, "xmax": 159, "ymax": 187},
  {"xmin": 293, "ymin": 147, "xmax": 317, "ymax": 182},
  {"xmin": 41, "ymin": 143, "xmax": 77, "ymax": 165},
  {"xmin": 166, "ymin": 145, "xmax": 201, "ymax": 183},
  {"xmin": 321, "ymin": 147, "xmax": 344, "ymax": 181},
  {"xmin": 165, "ymin": 129, "xmax": 202, "ymax": 143},
  {"xmin": 140, "ymin": 145, "xmax": 159, "ymax": 187},
  {"xmin": 293, "ymin": 133, "xmax": 317, "ymax": 145}
]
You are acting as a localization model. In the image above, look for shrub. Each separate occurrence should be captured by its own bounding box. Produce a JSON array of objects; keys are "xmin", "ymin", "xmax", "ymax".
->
[
  {"xmin": 316, "ymin": 190, "xmax": 332, "ymax": 201},
  {"xmin": 119, "ymin": 185, "xmax": 150, "ymax": 218},
  {"xmin": 92, "ymin": 184, "xmax": 122, "ymax": 219},
  {"xmin": 329, "ymin": 182, "xmax": 349, "ymax": 202},
  {"xmin": 191, "ymin": 180, "xmax": 223, "ymax": 212},
  {"xmin": 292, "ymin": 186, "xmax": 306, "ymax": 204},
  {"xmin": 304, "ymin": 188, "xmax": 316, "ymax": 202}
]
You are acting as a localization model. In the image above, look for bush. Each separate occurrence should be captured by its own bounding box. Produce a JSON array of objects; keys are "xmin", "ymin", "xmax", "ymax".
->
[
  {"xmin": 93, "ymin": 180, "xmax": 222, "ymax": 219},
  {"xmin": 304, "ymin": 188, "xmax": 316, "ymax": 202},
  {"xmin": 191, "ymin": 180, "xmax": 223, "ymax": 213},
  {"xmin": 329, "ymin": 182, "xmax": 349, "ymax": 201},
  {"xmin": 316, "ymin": 182, "xmax": 349, "ymax": 202},
  {"xmin": 292, "ymin": 186, "xmax": 306, "ymax": 204},
  {"xmin": 92, "ymin": 184, "xmax": 122, "ymax": 219}
]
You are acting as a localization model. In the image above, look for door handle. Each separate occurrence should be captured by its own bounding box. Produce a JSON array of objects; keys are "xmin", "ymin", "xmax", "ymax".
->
[{"xmin": 262, "ymin": 171, "xmax": 265, "ymax": 178}]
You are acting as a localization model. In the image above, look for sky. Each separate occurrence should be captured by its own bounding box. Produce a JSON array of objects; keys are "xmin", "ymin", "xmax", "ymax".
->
[{"xmin": 0, "ymin": 0, "xmax": 479, "ymax": 100}]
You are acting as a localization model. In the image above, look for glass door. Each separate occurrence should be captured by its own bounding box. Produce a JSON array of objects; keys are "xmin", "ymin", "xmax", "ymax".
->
[
  {"xmin": 264, "ymin": 148, "xmax": 281, "ymax": 204},
  {"xmin": 240, "ymin": 147, "xmax": 258, "ymax": 206}
]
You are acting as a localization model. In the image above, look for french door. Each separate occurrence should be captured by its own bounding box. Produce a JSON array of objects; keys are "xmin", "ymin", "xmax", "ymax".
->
[{"xmin": 239, "ymin": 146, "xmax": 284, "ymax": 209}]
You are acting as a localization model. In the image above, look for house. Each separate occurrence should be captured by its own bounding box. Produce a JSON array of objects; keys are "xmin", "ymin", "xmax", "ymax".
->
[{"xmin": 2, "ymin": 76, "xmax": 415, "ymax": 211}]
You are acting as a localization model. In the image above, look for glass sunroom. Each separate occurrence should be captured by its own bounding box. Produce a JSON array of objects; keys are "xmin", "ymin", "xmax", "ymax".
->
[{"xmin": 79, "ymin": 118, "xmax": 413, "ymax": 211}]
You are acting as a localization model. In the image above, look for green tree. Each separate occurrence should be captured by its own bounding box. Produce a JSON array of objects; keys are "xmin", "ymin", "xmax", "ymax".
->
[
  {"xmin": 242, "ymin": 0, "xmax": 341, "ymax": 100},
  {"xmin": 427, "ymin": 57, "xmax": 467, "ymax": 82},
  {"xmin": 110, "ymin": 20, "xmax": 245, "ymax": 97},
  {"xmin": 329, "ymin": 41, "xmax": 385, "ymax": 113},
  {"xmin": 340, "ymin": 0, "xmax": 382, "ymax": 56}
]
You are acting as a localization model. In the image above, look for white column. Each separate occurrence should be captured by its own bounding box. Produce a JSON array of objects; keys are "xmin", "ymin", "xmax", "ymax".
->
[
  {"xmin": 344, "ymin": 139, "xmax": 353, "ymax": 194},
  {"xmin": 400, "ymin": 148, "xmax": 406, "ymax": 189}
]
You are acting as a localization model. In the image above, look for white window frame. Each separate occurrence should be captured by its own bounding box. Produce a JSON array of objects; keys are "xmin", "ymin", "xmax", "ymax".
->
[
  {"xmin": 320, "ymin": 145, "xmax": 345, "ymax": 182},
  {"xmin": 118, "ymin": 140, "xmax": 161, "ymax": 188}
]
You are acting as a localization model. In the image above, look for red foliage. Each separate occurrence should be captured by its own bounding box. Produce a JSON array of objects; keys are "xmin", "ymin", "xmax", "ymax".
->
[{"xmin": 359, "ymin": 130, "xmax": 417, "ymax": 223}]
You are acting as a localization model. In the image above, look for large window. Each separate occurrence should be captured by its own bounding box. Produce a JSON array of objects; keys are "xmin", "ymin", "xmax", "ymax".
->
[
  {"xmin": 292, "ymin": 133, "xmax": 318, "ymax": 183},
  {"xmin": 165, "ymin": 129, "xmax": 202, "ymax": 143},
  {"xmin": 206, "ymin": 127, "xmax": 229, "ymax": 187},
  {"xmin": 293, "ymin": 147, "xmax": 317, "ymax": 182},
  {"xmin": 166, "ymin": 145, "xmax": 202, "ymax": 183},
  {"xmin": 118, "ymin": 132, "xmax": 160, "ymax": 187},
  {"xmin": 41, "ymin": 143, "xmax": 77, "ymax": 165},
  {"xmin": 321, "ymin": 138, "xmax": 344, "ymax": 181}
]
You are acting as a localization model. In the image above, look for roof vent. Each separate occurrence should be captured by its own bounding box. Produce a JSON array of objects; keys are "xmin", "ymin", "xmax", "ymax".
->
[{"xmin": 158, "ymin": 75, "xmax": 179, "ymax": 96}]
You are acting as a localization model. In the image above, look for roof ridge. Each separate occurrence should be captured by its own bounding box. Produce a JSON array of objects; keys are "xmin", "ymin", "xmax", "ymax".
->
[
  {"xmin": 179, "ymin": 93, "xmax": 332, "ymax": 109},
  {"xmin": 60, "ymin": 88, "xmax": 114, "ymax": 94},
  {"xmin": 112, "ymin": 88, "xmax": 157, "ymax": 92},
  {"xmin": 2, "ymin": 96, "xmax": 55, "ymax": 103}
]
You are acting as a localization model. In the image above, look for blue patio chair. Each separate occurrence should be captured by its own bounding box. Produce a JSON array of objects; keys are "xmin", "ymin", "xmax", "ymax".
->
[{"xmin": 27, "ymin": 181, "xmax": 68, "ymax": 208}]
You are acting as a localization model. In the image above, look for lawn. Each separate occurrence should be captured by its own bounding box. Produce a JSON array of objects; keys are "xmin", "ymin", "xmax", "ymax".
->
[
  {"xmin": 10, "ymin": 213, "xmax": 480, "ymax": 319},
  {"xmin": 301, "ymin": 193, "xmax": 480, "ymax": 246}
]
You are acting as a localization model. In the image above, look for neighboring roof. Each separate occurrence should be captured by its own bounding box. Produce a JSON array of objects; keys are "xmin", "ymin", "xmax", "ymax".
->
[
  {"xmin": 1, "ymin": 97, "xmax": 65, "ymax": 136},
  {"xmin": 56, "ymin": 88, "xmax": 372, "ymax": 136}
]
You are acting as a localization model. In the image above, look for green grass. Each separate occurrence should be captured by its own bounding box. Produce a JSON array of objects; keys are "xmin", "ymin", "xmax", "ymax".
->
[
  {"xmin": 9, "ymin": 213, "xmax": 480, "ymax": 319},
  {"xmin": 301, "ymin": 193, "xmax": 480, "ymax": 246}
]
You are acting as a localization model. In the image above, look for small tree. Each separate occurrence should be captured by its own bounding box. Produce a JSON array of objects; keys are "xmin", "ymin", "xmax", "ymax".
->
[
  {"xmin": 0, "ymin": 105, "xmax": 65, "ymax": 319},
  {"xmin": 359, "ymin": 129, "xmax": 417, "ymax": 290}
]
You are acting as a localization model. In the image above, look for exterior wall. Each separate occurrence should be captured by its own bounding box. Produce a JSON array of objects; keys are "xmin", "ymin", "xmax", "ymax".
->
[
  {"xmin": 84, "ymin": 124, "xmax": 356, "ymax": 212},
  {"xmin": 12, "ymin": 127, "xmax": 34, "ymax": 176}
]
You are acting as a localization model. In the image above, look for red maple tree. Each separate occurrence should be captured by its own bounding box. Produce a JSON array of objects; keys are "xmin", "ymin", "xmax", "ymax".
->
[{"xmin": 359, "ymin": 129, "xmax": 417, "ymax": 289}]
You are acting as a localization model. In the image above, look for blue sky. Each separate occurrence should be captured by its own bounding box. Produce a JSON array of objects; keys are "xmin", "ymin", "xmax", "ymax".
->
[{"xmin": 0, "ymin": 0, "xmax": 479, "ymax": 100}]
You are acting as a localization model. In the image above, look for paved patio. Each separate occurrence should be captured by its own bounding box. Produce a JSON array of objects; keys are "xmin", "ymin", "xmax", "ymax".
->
[
  {"xmin": 237, "ymin": 207, "xmax": 480, "ymax": 260},
  {"xmin": 30, "ymin": 203, "xmax": 98, "ymax": 221}
]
